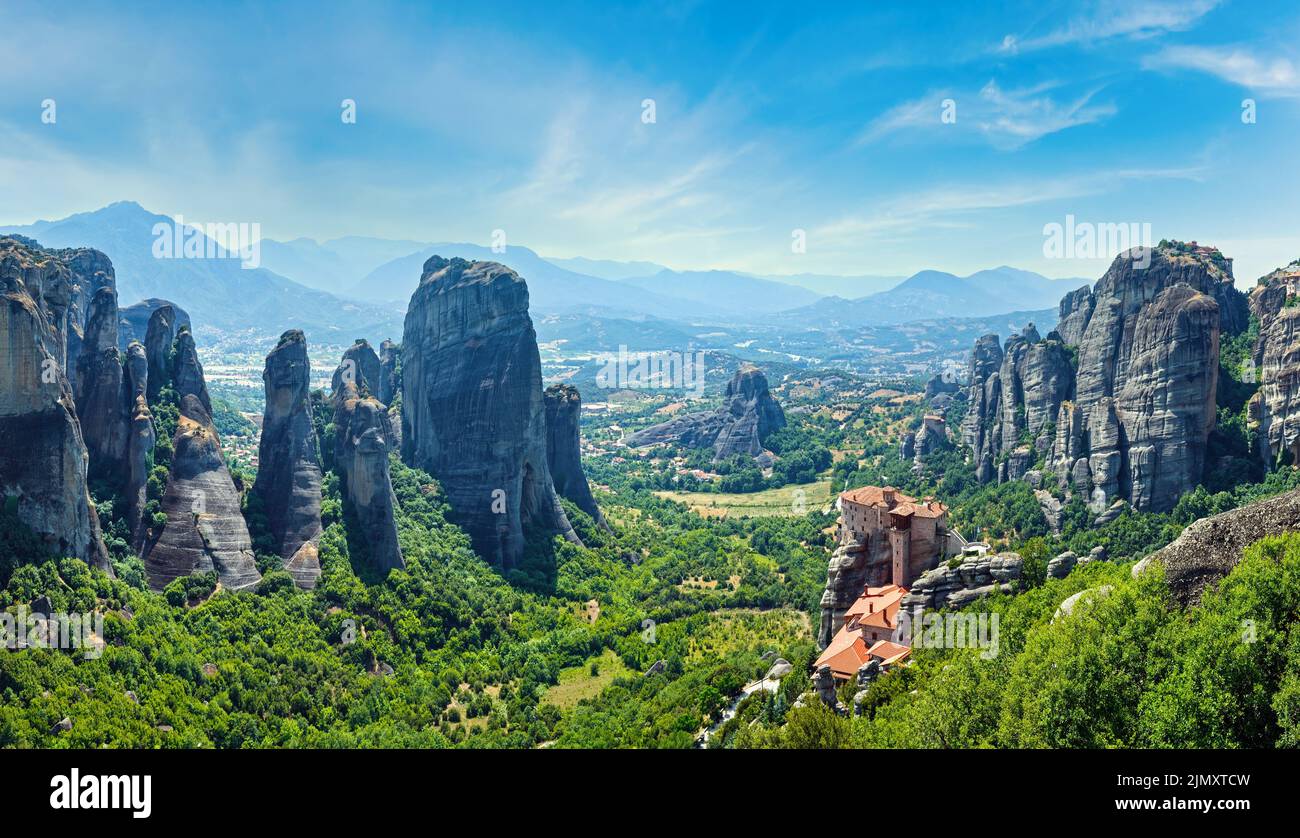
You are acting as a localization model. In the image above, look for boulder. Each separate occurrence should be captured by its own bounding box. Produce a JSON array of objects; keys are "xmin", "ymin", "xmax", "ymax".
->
[{"xmin": 1147, "ymin": 486, "xmax": 1300, "ymax": 606}]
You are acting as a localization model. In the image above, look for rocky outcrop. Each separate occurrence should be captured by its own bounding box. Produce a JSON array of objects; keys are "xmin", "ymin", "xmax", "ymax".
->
[
  {"xmin": 143, "ymin": 304, "xmax": 180, "ymax": 402},
  {"xmin": 624, "ymin": 364, "xmax": 787, "ymax": 463},
  {"xmin": 1056, "ymin": 285, "xmax": 1095, "ymax": 347},
  {"xmin": 1147, "ymin": 487, "xmax": 1300, "ymax": 606},
  {"xmin": 73, "ymin": 286, "xmax": 130, "ymax": 481},
  {"xmin": 171, "ymin": 328, "xmax": 212, "ymax": 416},
  {"xmin": 962, "ymin": 323, "xmax": 1074, "ymax": 486},
  {"xmin": 400, "ymin": 256, "xmax": 579, "ymax": 570},
  {"xmin": 333, "ymin": 372, "xmax": 404, "ymax": 573},
  {"xmin": 378, "ymin": 339, "xmax": 399, "ymax": 406},
  {"xmin": 816, "ymin": 536, "xmax": 871, "ymax": 648},
  {"xmin": 924, "ymin": 372, "xmax": 960, "ymax": 401},
  {"xmin": 119, "ymin": 298, "xmax": 190, "ymax": 351},
  {"xmin": 333, "ymin": 339, "xmax": 383, "ymax": 400},
  {"xmin": 902, "ymin": 414, "xmax": 950, "ymax": 466},
  {"xmin": 253, "ymin": 330, "xmax": 323, "ymax": 588},
  {"xmin": 899, "ymin": 552, "xmax": 1022, "ymax": 612},
  {"xmin": 1115, "ymin": 284, "xmax": 1220, "ymax": 511},
  {"xmin": 123, "ymin": 342, "xmax": 154, "ymax": 551},
  {"xmin": 543, "ymin": 383, "xmax": 609, "ymax": 530},
  {"xmin": 959, "ymin": 333, "xmax": 1005, "ymax": 483},
  {"xmin": 961, "ymin": 244, "xmax": 1245, "ymax": 513},
  {"xmin": 58, "ymin": 247, "xmax": 116, "ymax": 394},
  {"xmin": 0, "ymin": 237, "xmax": 110, "ymax": 570},
  {"xmin": 1247, "ymin": 261, "xmax": 1300, "ymax": 465},
  {"xmin": 142, "ymin": 395, "xmax": 261, "ymax": 592}
]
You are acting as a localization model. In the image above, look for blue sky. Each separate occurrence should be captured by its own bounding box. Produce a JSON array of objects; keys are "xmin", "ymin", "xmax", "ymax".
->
[{"xmin": 2, "ymin": 0, "xmax": 1297, "ymax": 283}]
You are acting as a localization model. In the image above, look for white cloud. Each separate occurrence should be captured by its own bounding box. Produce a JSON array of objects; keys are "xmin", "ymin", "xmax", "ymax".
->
[
  {"xmin": 857, "ymin": 80, "xmax": 1115, "ymax": 150},
  {"xmin": 1144, "ymin": 45, "xmax": 1300, "ymax": 97},
  {"xmin": 812, "ymin": 165, "xmax": 1203, "ymax": 247},
  {"xmin": 1000, "ymin": 0, "xmax": 1221, "ymax": 53}
]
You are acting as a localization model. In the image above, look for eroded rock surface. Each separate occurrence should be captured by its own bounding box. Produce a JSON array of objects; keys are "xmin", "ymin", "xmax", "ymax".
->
[
  {"xmin": 1147, "ymin": 487, "xmax": 1300, "ymax": 606},
  {"xmin": 400, "ymin": 256, "xmax": 578, "ymax": 569},
  {"xmin": 624, "ymin": 364, "xmax": 786, "ymax": 462},
  {"xmin": 961, "ymin": 244, "xmax": 1244, "ymax": 513},
  {"xmin": 253, "ymin": 330, "xmax": 323, "ymax": 588},
  {"xmin": 333, "ymin": 373, "xmax": 404, "ymax": 573},
  {"xmin": 142, "ymin": 395, "xmax": 261, "ymax": 591},
  {"xmin": 543, "ymin": 383, "xmax": 609, "ymax": 530},
  {"xmin": 0, "ymin": 237, "xmax": 109, "ymax": 570}
]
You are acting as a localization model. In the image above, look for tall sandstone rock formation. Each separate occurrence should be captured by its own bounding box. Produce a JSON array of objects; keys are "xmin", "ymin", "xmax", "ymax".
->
[
  {"xmin": 143, "ymin": 303, "xmax": 180, "ymax": 402},
  {"xmin": 333, "ymin": 370, "xmax": 404, "ymax": 573},
  {"xmin": 254, "ymin": 330, "xmax": 324, "ymax": 588},
  {"xmin": 142, "ymin": 395, "xmax": 262, "ymax": 592},
  {"xmin": 961, "ymin": 244, "xmax": 1242, "ymax": 513},
  {"xmin": 400, "ymin": 256, "xmax": 579, "ymax": 570},
  {"xmin": 123, "ymin": 340, "xmax": 154, "ymax": 550},
  {"xmin": 0, "ymin": 237, "xmax": 110, "ymax": 570},
  {"xmin": 624, "ymin": 364, "xmax": 787, "ymax": 463},
  {"xmin": 1247, "ymin": 260, "xmax": 1300, "ymax": 465},
  {"xmin": 378, "ymin": 339, "xmax": 399, "ymax": 406},
  {"xmin": 333, "ymin": 339, "xmax": 383, "ymax": 400},
  {"xmin": 74, "ymin": 285, "xmax": 130, "ymax": 480},
  {"xmin": 543, "ymin": 383, "xmax": 609, "ymax": 530},
  {"xmin": 171, "ymin": 327, "xmax": 212, "ymax": 416}
]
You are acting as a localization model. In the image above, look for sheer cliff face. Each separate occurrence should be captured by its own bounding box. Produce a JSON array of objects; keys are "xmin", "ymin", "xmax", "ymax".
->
[
  {"xmin": 0, "ymin": 238, "xmax": 110, "ymax": 570},
  {"xmin": 1116, "ymin": 285, "xmax": 1220, "ymax": 511},
  {"xmin": 400, "ymin": 256, "xmax": 578, "ymax": 570},
  {"xmin": 962, "ymin": 324, "xmax": 1073, "ymax": 484},
  {"xmin": 623, "ymin": 365, "xmax": 787, "ymax": 462},
  {"xmin": 143, "ymin": 304, "xmax": 180, "ymax": 402},
  {"xmin": 59, "ymin": 247, "xmax": 116, "ymax": 395},
  {"xmin": 1248, "ymin": 262, "xmax": 1300, "ymax": 465},
  {"xmin": 171, "ymin": 327, "xmax": 212, "ymax": 416},
  {"xmin": 75, "ymin": 285, "xmax": 130, "ymax": 480},
  {"xmin": 333, "ymin": 374, "xmax": 404, "ymax": 573},
  {"xmin": 543, "ymin": 383, "xmax": 608, "ymax": 529},
  {"xmin": 124, "ymin": 341, "xmax": 154, "ymax": 551},
  {"xmin": 962, "ymin": 245, "xmax": 1239, "ymax": 513},
  {"xmin": 378, "ymin": 339, "xmax": 399, "ymax": 406},
  {"xmin": 142, "ymin": 395, "xmax": 262, "ymax": 592},
  {"xmin": 254, "ymin": 330, "xmax": 323, "ymax": 588}
]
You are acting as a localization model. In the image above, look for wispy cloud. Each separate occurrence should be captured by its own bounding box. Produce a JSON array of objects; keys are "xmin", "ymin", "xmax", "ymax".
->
[
  {"xmin": 812, "ymin": 164, "xmax": 1204, "ymax": 246},
  {"xmin": 1144, "ymin": 45, "xmax": 1300, "ymax": 97},
  {"xmin": 999, "ymin": 0, "xmax": 1221, "ymax": 53},
  {"xmin": 858, "ymin": 80, "xmax": 1115, "ymax": 150}
]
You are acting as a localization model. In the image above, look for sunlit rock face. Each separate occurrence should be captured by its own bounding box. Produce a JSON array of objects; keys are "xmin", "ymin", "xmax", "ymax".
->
[
  {"xmin": 1248, "ymin": 261, "xmax": 1300, "ymax": 466},
  {"xmin": 623, "ymin": 364, "xmax": 786, "ymax": 463},
  {"xmin": 254, "ymin": 330, "xmax": 323, "ymax": 589},
  {"xmin": 333, "ymin": 372, "xmax": 404, "ymax": 573},
  {"xmin": 400, "ymin": 255, "xmax": 578, "ymax": 570},
  {"xmin": 543, "ymin": 383, "xmax": 608, "ymax": 531},
  {"xmin": 142, "ymin": 395, "xmax": 262, "ymax": 592},
  {"xmin": 0, "ymin": 237, "xmax": 109, "ymax": 570},
  {"xmin": 962, "ymin": 245, "xmax": 1242, "ymax": 513}
]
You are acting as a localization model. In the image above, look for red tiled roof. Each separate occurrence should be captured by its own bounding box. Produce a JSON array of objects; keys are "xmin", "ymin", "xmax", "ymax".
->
[
  {"xmin": 843, "ymin": 584, "xmax": 905, "ymax": 630},
  {"xmin": 867, "ymin": 640, "xmax": 911, "ymax": 666},
  {"xmin": 841, "ymin": 485, "xmax": 946, "ymax": 517}
]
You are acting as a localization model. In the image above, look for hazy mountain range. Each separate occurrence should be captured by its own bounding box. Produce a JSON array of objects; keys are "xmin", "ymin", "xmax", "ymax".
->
[{"xmin": 2, "ymin": 202, "xmax": 1088, "ymax": 341}]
